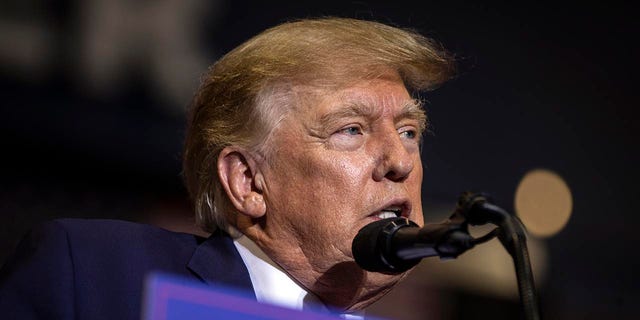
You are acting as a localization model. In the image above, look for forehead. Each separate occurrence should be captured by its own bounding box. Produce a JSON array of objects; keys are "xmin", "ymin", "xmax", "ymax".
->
[{"xmin": 293, "ymin": 74, "xmax": 414, "ymax": 118}]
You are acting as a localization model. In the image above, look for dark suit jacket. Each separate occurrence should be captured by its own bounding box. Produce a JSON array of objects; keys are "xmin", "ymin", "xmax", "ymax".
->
[{"xmin": 0, "ymin": 219, "xmax": 255, "ymax": 320}]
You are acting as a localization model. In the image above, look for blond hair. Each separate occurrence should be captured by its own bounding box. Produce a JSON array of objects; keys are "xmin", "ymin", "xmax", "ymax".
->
[{"xmin": 183, "ymin": 17, "xmax": 455, "ymax": 233}]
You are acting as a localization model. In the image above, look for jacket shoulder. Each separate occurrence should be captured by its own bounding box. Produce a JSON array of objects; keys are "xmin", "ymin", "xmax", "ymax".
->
[
  {"xmin": 1, "ymin": 218, "xmax": 212, "ymax": 320},
  {"xmin": 49, "ymin": 218, "xmax": 205, "ymax": 271}
]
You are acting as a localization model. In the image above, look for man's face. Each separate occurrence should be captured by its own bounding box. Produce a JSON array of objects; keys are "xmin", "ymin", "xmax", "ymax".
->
[{"xmin": 255, "ymin": 72, "xmax": 425, "ymax": 308}]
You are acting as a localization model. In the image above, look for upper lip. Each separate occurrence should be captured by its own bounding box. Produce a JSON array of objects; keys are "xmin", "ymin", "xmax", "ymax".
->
[{"xmin": 368, "ymin": 198, "xmax": 412, "ymax": 218}]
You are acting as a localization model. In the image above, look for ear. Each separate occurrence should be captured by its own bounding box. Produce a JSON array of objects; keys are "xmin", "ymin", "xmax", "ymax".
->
[{"xmin": 217, "ymin": 147, "xmax": 266, "ymax": 219}]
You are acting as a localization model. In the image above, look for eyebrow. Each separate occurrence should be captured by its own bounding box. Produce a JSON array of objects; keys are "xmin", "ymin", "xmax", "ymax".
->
[
  {"xmin": 318, "ymin": 99, "xmax": 427, "ymax": 132},
  {"xmin": 396, "ymin": 99, "xmax": 428, "ymax": 132}
]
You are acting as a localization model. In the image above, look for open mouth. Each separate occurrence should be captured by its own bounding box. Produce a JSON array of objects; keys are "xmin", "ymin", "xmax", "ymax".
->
[
  {"xmin": 374, "ymin": 206, "xmax": 403, "ymax": 219},
  {"xmin": 369, "ymin": 202, "xmax": 410, "ymax": 220}
]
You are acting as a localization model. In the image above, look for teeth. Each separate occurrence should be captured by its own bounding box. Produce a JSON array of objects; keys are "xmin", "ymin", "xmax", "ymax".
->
[
  {"xmin": 372, "ymin": 205, "xmax": 404, "ymax": 219},
  {"xmin": 376, "ymin": 211, "xmax": 397, "ymax": 219}
]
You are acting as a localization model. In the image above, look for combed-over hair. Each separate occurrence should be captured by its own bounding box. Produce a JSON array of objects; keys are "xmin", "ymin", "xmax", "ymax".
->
[{"xmin": 182, "ymin": 17, "xmax": 455, "ymax": 233}]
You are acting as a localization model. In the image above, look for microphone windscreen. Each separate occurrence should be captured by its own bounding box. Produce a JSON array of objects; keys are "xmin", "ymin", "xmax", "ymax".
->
[{"xmin": 351, "ymin": 218, "xmax": 419, "ymax": 274}]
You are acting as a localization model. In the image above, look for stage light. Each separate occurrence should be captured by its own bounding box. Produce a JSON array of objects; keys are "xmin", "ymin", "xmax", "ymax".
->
[{"xmin": 515, "ymin": 169, "xmax": 573, "ymax": 238}]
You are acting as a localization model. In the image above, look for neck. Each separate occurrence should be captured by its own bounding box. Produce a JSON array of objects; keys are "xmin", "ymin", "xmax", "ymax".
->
[{"xmin": 241, "ymin": 228, "xmax": 400, "ymax": 311}]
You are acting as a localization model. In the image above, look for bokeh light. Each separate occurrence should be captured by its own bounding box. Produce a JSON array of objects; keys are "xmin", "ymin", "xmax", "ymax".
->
[{"xmin": 515, "ymin": 169, "xmax": 573, "ymax": 238}]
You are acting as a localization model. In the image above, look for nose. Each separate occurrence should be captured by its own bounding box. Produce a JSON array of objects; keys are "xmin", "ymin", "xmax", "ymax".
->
[{"xmin": 372, "ymin": 130, "xmax": 415, "ymax": 182}]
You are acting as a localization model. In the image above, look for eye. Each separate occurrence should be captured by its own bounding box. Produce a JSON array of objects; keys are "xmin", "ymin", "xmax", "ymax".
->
[
  {"xmin": 327, "ymin": 124, "xmax": 365, "ymax": 150},
  {"xmin": 399, "ymin": 128, "xmax": 418, "ymax": 140},
  {"xmin": 339, "ymin": 126, "xmax": 363, "ymax": 136}
]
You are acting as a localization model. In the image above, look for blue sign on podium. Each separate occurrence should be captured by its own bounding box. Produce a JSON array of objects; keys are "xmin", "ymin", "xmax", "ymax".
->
[{"xmin": 142, "ymin": 273, "xmax": 344, "ymax": 320}]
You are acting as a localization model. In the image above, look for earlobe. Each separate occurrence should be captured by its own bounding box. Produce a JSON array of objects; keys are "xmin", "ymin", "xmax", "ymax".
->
[
  {"xmin": 244, "ymin": 192, "xmax": 267, "ymax": 218},
  {"xmin": 218, "ymin": 147, "xmax": 267, "ymax": 219}
]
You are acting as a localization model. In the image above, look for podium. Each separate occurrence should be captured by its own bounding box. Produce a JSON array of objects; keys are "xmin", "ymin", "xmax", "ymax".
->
[{"xmin": 142, "ymin": 273, "xmax": 345, "ymax": 320}]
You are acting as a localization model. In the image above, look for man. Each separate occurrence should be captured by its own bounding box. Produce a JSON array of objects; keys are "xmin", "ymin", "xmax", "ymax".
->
[{"xmin": 0, "ymin": 17, "xmax": 453, "ymax": 319}]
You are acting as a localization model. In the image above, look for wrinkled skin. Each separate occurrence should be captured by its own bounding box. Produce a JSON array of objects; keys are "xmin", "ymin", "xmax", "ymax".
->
[{"xmin": 231, "ymin": 71, "xmax": 426, "ymax": 311}]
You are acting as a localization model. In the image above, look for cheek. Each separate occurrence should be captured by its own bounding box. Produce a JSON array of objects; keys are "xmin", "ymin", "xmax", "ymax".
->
[
  {"xmin": 271, "ymin": 153, "xmax": 373, "ymax": 234},
  {"xmin": 299, "ymin": 156, "xmax": 371, "ymax": 220},
  {"xmin": 265, "ymin": 149, "xmax": 365, "ymax": 213},
  {"xmin": 410, "ymin": 157, "xmax": 425, "ymax": 225},
  {"xmin": 285, "ymin": 146, "xmax": 371, "ymax": 193}
]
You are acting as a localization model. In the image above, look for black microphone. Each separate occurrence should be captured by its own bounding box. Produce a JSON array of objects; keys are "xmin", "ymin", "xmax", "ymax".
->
[{"xmin": 352, "ymin": 217, "xmax": 475, "ymax": 274}]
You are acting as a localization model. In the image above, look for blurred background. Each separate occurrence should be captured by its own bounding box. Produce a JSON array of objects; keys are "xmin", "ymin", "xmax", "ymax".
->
[{"xmin": 0, "ymin": 1, "xmax": 637, "ymax": 319}]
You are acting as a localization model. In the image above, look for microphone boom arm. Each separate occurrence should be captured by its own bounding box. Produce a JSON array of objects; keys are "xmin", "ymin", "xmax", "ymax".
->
[{"xmin": 393, "ymin": 215, "xmax": 475, "ymax": 261}]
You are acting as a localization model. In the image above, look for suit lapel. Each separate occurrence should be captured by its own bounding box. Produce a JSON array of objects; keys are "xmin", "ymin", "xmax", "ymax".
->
[{"xmin": 186, "ymin": 230, "xmax": 256, "ymax": 299}]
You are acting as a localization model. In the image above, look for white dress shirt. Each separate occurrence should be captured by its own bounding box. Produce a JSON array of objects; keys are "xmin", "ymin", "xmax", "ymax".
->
[{"xmin": 233, "ymin": 235, "xmax": 364, "ymax": 320}]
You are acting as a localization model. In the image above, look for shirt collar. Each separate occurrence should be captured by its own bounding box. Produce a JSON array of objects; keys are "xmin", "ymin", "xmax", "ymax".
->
[{"xmin": 232, "ymin": 234, "xmax": 364, "ymax": 320}]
